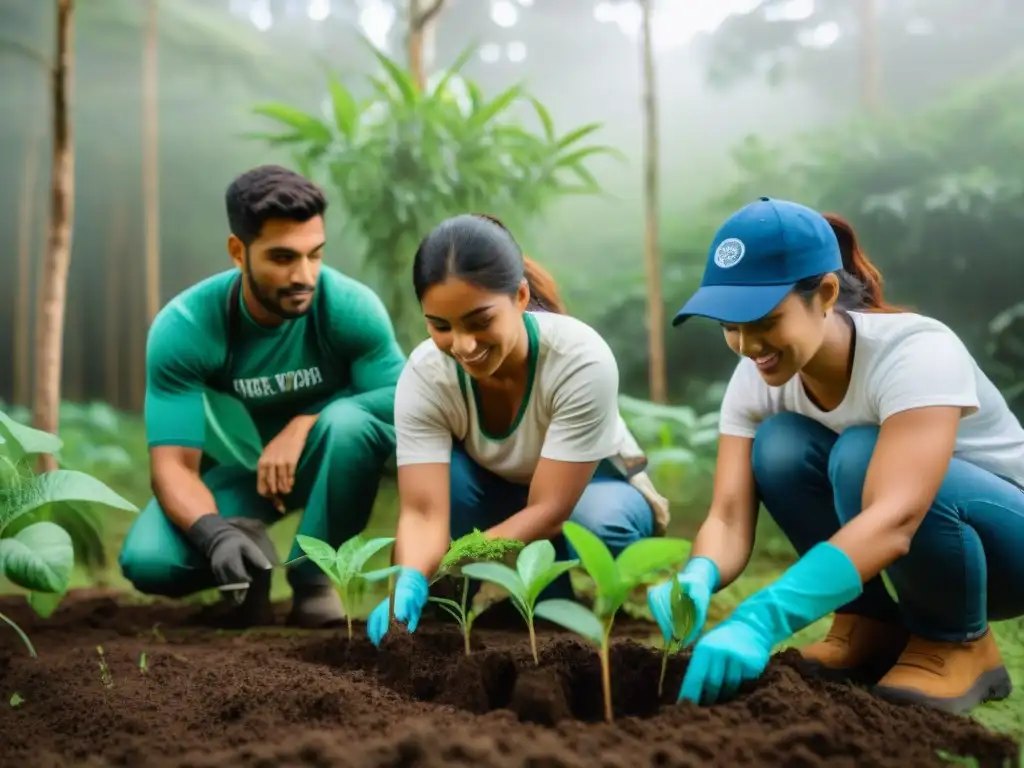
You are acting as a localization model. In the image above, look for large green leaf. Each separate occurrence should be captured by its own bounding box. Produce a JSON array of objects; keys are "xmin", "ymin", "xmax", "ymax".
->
[
  {"xmin": 615, "ymin": 538, "xmax": 692, "ymax": 587},
  {"xmin": 0, "ymin": 521, "xmax": 74, "ymax": 593},
  {"xmin": 561, "ymin": 521, "xmax": 618, "ymax": 596},
  {"xmin": 0, "ymin": 470, "xmax": 138, "ymax": 535},
  {"xmin": 461, "ymin": 561, "xmax": 526, "ymax": 605},
  {"xmin": 534, "ymin": 599, "xmax": 604, "ymax": 645},
  {"xmin": 0, "ymin": 411, "xmax": 62, "ymax": 461},
  {"xmin": 295, "ymin": 535, "xmax": 341, "ymax": 585},
  {"xmin": 516, "ymin": 539, "xmax": 555, "ymax": 590},
  {"xmin": 348, "ymin": 536, "xmax": 395, "ymax": 576}
]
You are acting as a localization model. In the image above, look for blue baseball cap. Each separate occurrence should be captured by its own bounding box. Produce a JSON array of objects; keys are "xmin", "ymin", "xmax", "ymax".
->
[{"xmin": 672, "ymin": 197, "xmax": 842, "ymax": 326}]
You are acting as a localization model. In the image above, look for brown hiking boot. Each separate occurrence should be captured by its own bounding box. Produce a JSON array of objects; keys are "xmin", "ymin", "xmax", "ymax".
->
[
  {"xmin": 872, "ymin": 629, "xmax": 1013, "ymax": 714},
  {"xmin": 798, "ymin": 613, "xmax": 909, "ymax": 683}
]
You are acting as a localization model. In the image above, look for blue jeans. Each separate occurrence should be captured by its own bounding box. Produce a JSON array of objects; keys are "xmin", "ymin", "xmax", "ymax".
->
[
  {"xmin": 752, "ymin": 412, "xmax": 1024, "ymax": 642},
  {"xmin": 449, "ymin": 445, "xmax": 654, "ymax": 599}
]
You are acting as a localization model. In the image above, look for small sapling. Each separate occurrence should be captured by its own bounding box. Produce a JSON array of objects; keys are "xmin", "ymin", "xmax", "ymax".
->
[
  {"xmin": 295, "ymin": 533, "xmax": 400, "ymax": 640},
  {"xmin": 461, "ymin": 539, "xmax": 578, "ymax": 665},
  {"xmin": 428, "ymin": 530, "xmax": 523, "ymax": 655},
  {"xmin": 533, "ymin": 521, "xmax": 691, "ymax": 722},
  {"xmin": 657, "ymin": 576, "xmax": 696, "ymax": 697}
]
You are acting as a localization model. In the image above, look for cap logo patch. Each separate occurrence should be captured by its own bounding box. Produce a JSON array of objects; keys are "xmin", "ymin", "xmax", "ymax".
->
[{"xmin": 714, "ymin": 237, "xmax": 745, "ymax": 269}]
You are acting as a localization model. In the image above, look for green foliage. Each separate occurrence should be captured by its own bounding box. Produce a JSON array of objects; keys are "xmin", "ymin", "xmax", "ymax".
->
[
  {"xmin": 461, "ymin": 539, "xmax": 578, "ymax": 665},
  {"xmin": 657, "ymin": 577, "xmax": 696, "ymax": 697},
  {"xmin": 987, "ymin": 302, "xmax": 1024, "ymax": 417},
  {"xmin": 247, "ymin": 39, "xmax": 623, "ymax": 348},
  {"xmin": 294, "ymin": 533, "xmax": 399, "ymax": 639},
  {"xmin": 428, "ymin": 530, "xmax": 524, "ymax": 655},
  {"xmin": 533, "ymin": 521, "xmax": 691, "ymax": 721},
  {"xmin": 0, "ymin": 408, "xmax": 139, "ymax": 657}
]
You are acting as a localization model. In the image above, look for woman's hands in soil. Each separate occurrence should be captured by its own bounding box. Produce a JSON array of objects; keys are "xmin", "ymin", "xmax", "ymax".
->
[
  {"xmin": 366, "ymin": 568, "xmax": 430, "ymax": 646},
  {"xmin": 678, "ymin": 618, "xmax": 772, "ymax": 704},
  {"xmin": 647, "ymin": 556, "xmax": 718, "ymax": 646}
]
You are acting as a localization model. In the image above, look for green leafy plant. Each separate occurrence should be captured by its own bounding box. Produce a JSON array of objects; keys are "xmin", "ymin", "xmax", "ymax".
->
[
  {"xmin": 657, "ymin": 576, "xmax": 696, "ymax": 697},
  {"xmin": 247, "ymin": 39, "xmax": 622, "ymax": 349},
  {"xmin": 294, "ymin": 533, "xmax": 400, "ymax": 640},
  {"xmin": 428, "ymin": 530, "xmax": 524, "ymax": 656},
  {"xmin": 0, "ymin": 409, "xmax": 138, "ymax": 657},
  {"xmin": 533, "ymin": 521, "xmax": 691, "ymax": 722},
  {"xmin": 461, "ymin": 539, "xmax": 578, "ymax": 665}
]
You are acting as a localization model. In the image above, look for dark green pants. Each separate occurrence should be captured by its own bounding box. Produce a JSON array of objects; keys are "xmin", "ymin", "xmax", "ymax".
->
[{"xmin": 119, "ymin": 400, "xmax": 395, "ymax": 596}]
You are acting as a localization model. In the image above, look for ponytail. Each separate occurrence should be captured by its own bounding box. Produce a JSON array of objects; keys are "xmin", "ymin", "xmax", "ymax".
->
[
  {"xmin": 468, "ymin": 212, "xmax": 567, "ymax": 314},
  {"xmin": 794, "ymin": 212, "xmax": 902, "ymax": 313},
  {"xmin": 523, "ymin": 256, "xmax": 567, "ymax": 314}
]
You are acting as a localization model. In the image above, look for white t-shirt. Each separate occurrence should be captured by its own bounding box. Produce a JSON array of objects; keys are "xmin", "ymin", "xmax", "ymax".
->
[
  {"xmin": 395, "ymin": 311, "xmax": 637, "ymax": 482},
  {"xmin": 719, "ymin": 310, "xmax": 1024, "ymax": 489}
]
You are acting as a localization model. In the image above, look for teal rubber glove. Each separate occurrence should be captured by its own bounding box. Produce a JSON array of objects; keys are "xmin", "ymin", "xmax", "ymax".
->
[
  {"xmin": 647, "ymin": 556, "xmax": 719, "ymax": 646},
  {"xmin": 366, "ymin": 567, "xmax": 429, "ymax": 647},
  {"xmin": 679, "ymin": 541, "xmax": 863, "ymax": 705}
]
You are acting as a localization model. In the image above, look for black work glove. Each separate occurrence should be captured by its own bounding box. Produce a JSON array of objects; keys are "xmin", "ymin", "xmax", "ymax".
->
[{"xmin": 186, "ymin": 515, "xmax": 273, "ymax": 600}]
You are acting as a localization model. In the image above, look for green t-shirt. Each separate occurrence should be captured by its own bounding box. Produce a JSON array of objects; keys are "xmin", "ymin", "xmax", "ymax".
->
[{"xmin": 144, "ymin": 266, "xmax": 406, "ymax": 466}]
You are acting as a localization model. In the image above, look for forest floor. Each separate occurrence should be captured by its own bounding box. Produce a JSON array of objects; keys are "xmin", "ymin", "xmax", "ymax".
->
[{"xmin": 0, "ymin": 592, "xmax": 1021, "ymax": 768}]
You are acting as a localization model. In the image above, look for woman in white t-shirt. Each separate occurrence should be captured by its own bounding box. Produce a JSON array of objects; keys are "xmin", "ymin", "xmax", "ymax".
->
[
  {"xmin": 366, "ymin": 213, "xmax": 669, "ymax": 646},
  {"xmin": 648, "ymin": 196, "xmax": 1024, "ymax": 714}
]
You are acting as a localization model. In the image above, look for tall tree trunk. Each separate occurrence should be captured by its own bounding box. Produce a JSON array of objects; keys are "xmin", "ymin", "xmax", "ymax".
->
[
  {"xmin": 860, "ymin": 0, "xmax": 880, "ymax": 113},
  {"xmin": 15, "ymin": 121, "xmax": 42, "ymax": 407},
  {"xmin": 32, "ymin": 0, "xmax": 76, "ymax": 471},
  {"xmin": 639, "ymin": 0, "xmax": 666, "ymax": 403},
  {"xmin": 143, "ymin": 0, "xmax": 161, "ymax": 324},
  {"xmin": 407, "ymin": 0, "xmax": 444, "ymax": 91},
  {"xmin": 105, "ymin": 198, "xmax": 126, "ymax": 409}
]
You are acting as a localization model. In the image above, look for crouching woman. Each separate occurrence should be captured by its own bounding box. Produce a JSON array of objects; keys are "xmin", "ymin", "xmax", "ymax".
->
[
  {"xmin": 648, "ymin": 197, "xmax": 1024, "ymax": 714},
  {"xmin": 367, "ymin": 213, "xmax": 669, "ymax": 645}
]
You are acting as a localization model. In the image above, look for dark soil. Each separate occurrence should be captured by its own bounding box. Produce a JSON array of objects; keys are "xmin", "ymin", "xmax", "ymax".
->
[{"xmin": 0, "ymin": 591, "xmax": 1018, "ymax": 768}]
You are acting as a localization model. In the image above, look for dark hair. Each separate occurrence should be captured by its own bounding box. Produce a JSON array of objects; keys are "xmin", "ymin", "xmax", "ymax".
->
[
  {"xmin": 224, "ymin": 164, "xmax": 328, "ymax": 246},
  {"xmin": 793, "ymin": 213, "xmax": 901, "ymax": 313},
  {"xmin": 411, "ymin": 213, "xmax": 567, "ymax": 314}
]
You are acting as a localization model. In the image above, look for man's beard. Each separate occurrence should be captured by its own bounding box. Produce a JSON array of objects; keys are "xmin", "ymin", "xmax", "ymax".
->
[{"xmin": 244, "ymin": 254, "xmax": 314, "ymax": 320}]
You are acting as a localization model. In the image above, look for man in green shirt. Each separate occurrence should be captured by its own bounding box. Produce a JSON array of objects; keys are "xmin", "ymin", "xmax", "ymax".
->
[{"xmin": 118, "ymin": 164, "xmax": 406, "ymax": 628}]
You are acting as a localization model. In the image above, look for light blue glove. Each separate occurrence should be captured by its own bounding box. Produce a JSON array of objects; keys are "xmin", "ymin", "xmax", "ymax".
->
[
  {"xmin": 647, "ymin": 556, "xmax": 719, "ymax": 646},
  {"xmin": 366, "ymin": 567, "xmax": 430, "ymax": 647},
  {"xmin": 680, "ymin": 541, "xmax": 863, "ymax": 705}
]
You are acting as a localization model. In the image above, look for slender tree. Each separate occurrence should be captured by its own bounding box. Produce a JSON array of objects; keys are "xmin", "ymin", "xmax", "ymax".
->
[
  {"xmin": 33, "ymin": 0, "xmax": 76, "ymax": 470},
  {"xmin": 142, "ymin": 0, "xmax": 161, "ymax": 323},
  {"xmin": 639, "ymin": 0, "xmax": 666, "ymax": 402},
  {"xmin": 407, "ymin": 0, "xmax": 445, "ymax": 90}
]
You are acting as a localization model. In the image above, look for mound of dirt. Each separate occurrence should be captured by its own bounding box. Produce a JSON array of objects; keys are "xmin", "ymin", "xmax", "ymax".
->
[{"xmin": 0, "ymin": 593, "xmax": 1017, "ymax": 768}]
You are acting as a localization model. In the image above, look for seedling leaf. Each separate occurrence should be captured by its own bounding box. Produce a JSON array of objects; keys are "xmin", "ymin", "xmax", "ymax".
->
[
  {"xmin": 669, "ymin": 575, "xmax": 696, "ymax": 642},
  {"xmin": 534, "ymin": 599, "xmax": 604, "ymax": 646},
  {"xmin": 527, "ymin": 561, "xmax": 578, "ymax": 605},
  {"xmin": 516, "ymin": 539, "xmax": 556, "ymax": 588},
  {"xmin": 1, "ymin": 469, "xmax": 138, "ymax": 535},
  {"xmin": 0, "ymin": 521, "xmax": 74, "ymax": 594},
  {"xmin": 615, "ymin": 538, "xmax": 691, "ymax": 586},
  {"xmin": 0, "ymin": 410, "xmax": 62, "ymax": 461},
  {"xmin": 561, "ymin": 521, "xmax": 618, "ymax": 596},
  {"xmin": 361, "ymin": 564, "xmax": 401, "ymax": 582},
  {"xmin": 296, "ymin": 535, "xmax": 340, "ymax": 583},
  {"xmin": 460, "ymin": 562, "xmax": 526, "ymax": 606},
  {"xmin": 348, "ymin": 536, "xmax": 395, "ymax": 575}
]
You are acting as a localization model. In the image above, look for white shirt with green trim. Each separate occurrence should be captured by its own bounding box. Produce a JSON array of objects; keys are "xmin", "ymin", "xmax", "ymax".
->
[
  {"xmin": 394, "ymin": 311, "xmax": 671, "ymax": 531},
  {"xmin": 719, "ymin": 310, "xmax": 1024, "ymax": 489}
]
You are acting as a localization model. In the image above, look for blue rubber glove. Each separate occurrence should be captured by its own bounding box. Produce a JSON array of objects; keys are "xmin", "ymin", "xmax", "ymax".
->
[
  {"xmin": 647, "ymin": 556, "xmax": 719, "ymax": 647},
  {"xmin": 679, "ymin": 541, "xmax": 863, "ymax": 705},
  {"xmin": 366, "ymin": 567, "xmax": 430, "ymax": 647}
]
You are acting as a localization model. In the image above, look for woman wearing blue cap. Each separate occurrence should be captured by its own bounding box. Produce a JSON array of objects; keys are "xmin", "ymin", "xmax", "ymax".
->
[{"xmin": 648, "ymin": 197, "xmax": 1024, "ymax": 714}]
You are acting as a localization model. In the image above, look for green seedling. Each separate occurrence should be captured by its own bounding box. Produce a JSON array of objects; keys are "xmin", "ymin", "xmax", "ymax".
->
[
  {"xmin": 461, "ymin": 539, "xmax": 577, "ymax": 665},
  {"xmin": 294, "ymin": 533, "xmax": 401, "ymax": 640},
  {"xmin": 9, "ymin": 693, "xmax": 24, "ymax": 708},
  {"xmin": 0, "ymin": 408, "xmax": 138, "ymax": 657},
  {"xmin": 533, "ymin": 521, "xmax": 691, "ymax": 723},
  {"xmin": 97, "ymin": 645, "xmax": 113, "ymax": 688},
  {"xmin": 428, "ymin": 530, "xmax": 524, "ymax": 656},
  {"xmin": 657, "ymin": 576, "xmax": 696, "ymax": 697}
]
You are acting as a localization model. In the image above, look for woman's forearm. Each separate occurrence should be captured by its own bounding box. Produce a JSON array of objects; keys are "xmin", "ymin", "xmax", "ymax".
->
[
  {"xmin": 689, "ymin": 515, "xmax": 755, "ymax": 590},
  {"xmin": 392, "ymin": 509, "xmax": 451, "ymax": 579},
  {"xmin": 485, "ymin": 502, "xmax": 563, "ymax": 544}
]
